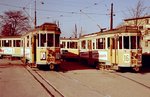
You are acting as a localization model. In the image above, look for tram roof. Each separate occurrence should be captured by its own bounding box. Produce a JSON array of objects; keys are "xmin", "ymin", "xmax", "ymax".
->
[
  {"xmin": 60, "ymin": 37, "xmax": 79, "ymax": 40},
  {"xmin": 0, "ymin": 35, "xmax": 22, "ymax": 39},
  {"xmin": 124, "ymin": 15, "xmax": 150, "ymax": 21},
  {"xmin": 80, "ymin": 26, "xmax": 141, "ymax": 38},
  {"xmin": 23, "ymin": 22, "xmax": 61, "ymax": 35}
]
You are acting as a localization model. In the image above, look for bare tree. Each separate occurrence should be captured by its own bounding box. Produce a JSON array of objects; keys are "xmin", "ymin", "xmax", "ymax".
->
[
  {"xmin": 128, "ymin": 0, "xmax": 148, "ymax": 18},
  {"xmin": 0, "ymin": 10, "xmax": 31, "ymax": 36}
]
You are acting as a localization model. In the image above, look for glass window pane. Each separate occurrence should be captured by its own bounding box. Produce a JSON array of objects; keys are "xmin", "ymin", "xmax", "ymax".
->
[
  {"xmin": 55, "ymin": 34, "xmax": 60, "ymax": 47},
  {"xmin": 131, "ymin": 36, "xmax": 136, "ymax": 49},
  {"xmin": 87, "ymin": 40, "xmax": 92, "ymax": 49},
  {"xmin": 37, "ymin": 34, "xmax": 39, "ymax": 47},
  {"xmin": 137, "ymin": 36, "xmax": 140, "ymax": 48},
  {"xmin": 97, "ymin": 38, "xmax": 105, "ymax": 49},
  {"xmin": 27, "ymin": 36, "xmax": 29, "ymax": 47},
  {"xmin": 13, "ymin": 40, "xmax": 21, "ymax": 47},
  {"xmin": 41, "ymin": 33, "xmax": 46, "ymax": 47},
  {"xmin": 2, "ymin": 40, "xmax": 12, "ymax": 47},
  {"xmin": 70, "ymin": 42, "xmax": 77, "ymax": 49},
  {"xmin": 119, "ymin": 37, "xmax": 122, "ymax": 49},
  {"xmin": 62, "ymin": 42, "xmax": 66, "ymax": 48},
  {"xmin": 107, "ymin": 38, "xmax": 110, "ymax": 49},
  {"xmin": 81, "ymin": 40, "xmax": 86, "ymax": 49},
  {"xmin": 47, "ymin": 34, "xmax": 53, "ymax": 47},
  {"xmin": 67, "ymin": 42, "xmax": 70, "ymax": 48},
  {"xmin": 124, "ymin": 36, "xmax": 129, "ymax": 49},
  {"xmin": 112, "ymin": 38, "xmax": 115, "ymax": 49}
]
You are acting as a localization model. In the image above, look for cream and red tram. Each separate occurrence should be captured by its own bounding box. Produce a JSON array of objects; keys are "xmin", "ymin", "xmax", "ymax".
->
[
  {"xmin": 0, "ymin": 36, "xmax": 23, "ymax": 59},
  {"xmin": 22, "ymin": 23, "xmax": 61, "ymax": 70},
  {"xmin": 79, "ymin": 26, "xmax": 142, "ymax": 71}
]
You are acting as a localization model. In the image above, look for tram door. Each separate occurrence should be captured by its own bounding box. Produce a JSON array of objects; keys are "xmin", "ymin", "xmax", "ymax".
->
[
  {"xmin": 32, "ymin": 35, "xmax": 37, "ymax": 64},
  {"xmin": 110, "ymin": 37, "xmax": 118, "ymax": 66}
]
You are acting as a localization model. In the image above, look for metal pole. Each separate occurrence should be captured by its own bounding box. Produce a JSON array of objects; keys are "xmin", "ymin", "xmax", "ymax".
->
[
  {"xmin": 34, "ymin": 0, "xmax": 37, "ymax": 28},
  {"xmin": 110, "ymin": 3, "xmax": 113, "ymax": 30}
]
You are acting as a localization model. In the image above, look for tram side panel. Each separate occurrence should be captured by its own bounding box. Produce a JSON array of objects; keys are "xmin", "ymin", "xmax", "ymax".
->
[{"xmin": 0, "ymin": 37, "xmax": 23, "ymax": 59}]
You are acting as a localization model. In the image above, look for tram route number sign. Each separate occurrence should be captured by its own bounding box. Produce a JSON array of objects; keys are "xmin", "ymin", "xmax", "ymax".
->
[
  {"xmin": 40, "ymin": 52, "xmax": 46, "ymax": 60},
  {"xmin": 123, "ymin": 54, "xmax": 130, "ymax": 63}
]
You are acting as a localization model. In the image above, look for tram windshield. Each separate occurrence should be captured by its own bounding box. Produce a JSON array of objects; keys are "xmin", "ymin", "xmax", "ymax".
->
[
  {"xmin": 38, "ymin": 33, "xmax": 60, "ymax": 47},
  {"xmin": 123, "ymin": 36, "xmax": 140, "ymax": 49}
]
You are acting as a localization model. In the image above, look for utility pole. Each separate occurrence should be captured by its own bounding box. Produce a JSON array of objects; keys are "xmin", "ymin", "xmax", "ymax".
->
[
  {"xmin": 110, "ymin": 3, "xmax": 114, "ymax": 30},
  {"xmin": 34, "ymin": 0, "xmax": 37, "ymax": 28}
]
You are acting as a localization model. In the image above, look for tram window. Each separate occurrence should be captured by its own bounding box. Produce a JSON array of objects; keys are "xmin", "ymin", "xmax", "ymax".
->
[
  {"xmin": 2, "ymin": 40, "xmax": 12, "ymax": 47},
  {"xmin": 123, "ymin": 36, "xmax": 129, "ymax": 49},
  {"xmin": 93, "ymin": 42, "xmax": 95, "ymax": 49},
  {"xmin": 0, "ymin": 40, "xmax": 1, "ymax": 47},
  {"xmin": 111, "ymin": 38, "xmax": 115, "ymax": 49},
  {"xmin": 41, "ymin": 34, "xmax": 46, "ymax": 47},
  {"xmin": 81, "ymin": 40, "xmax": 86, "ymax": 49},
  {"xmin": 70, "ymin": 42, "xmax": 77, "ymax": 49},
  {"xmin": 137, "ymin": 36, "xmax": 140, "ymax": 48},
  {"xmin": 107, "ymin": 38, "xmax": 110, "ymax": 49},
  {"xmin": 61, "ymin": 42, "xmax": 66, "ymax": 48},
  {"xmin": 13, "ymin": 40, "xmax": 21, "ymax": 47},
  {"xmin": 55, "ymin": 34, "xmax": 60, "ymax": 47},
  {"xmin": 88, "ymin": 40, "xmax": 92, "ymax": 49},
  {"xmin": 47, "ymin": 34, "xmax": 53, "ymax": 47},
  {"xmin": 74, "ymin": 42, "xmax": 78, "ymax": 49},
  {"xmin": 97, "ymin": 38, "xmax": 105, "ymax": 49},
  {"xmin": 119, "ymin": 37, "xmax": 122, "ymax": 49},
  {"xmin": 27, "ymin": 36, "xmax": 29, "ymax": 47},
  {"xmin": 67, "ymin": 42, "xmax": 70, "ymax": 48},
  {"xmin": 37, "ymin": 34, "xmax": 39, "ymax": 47},
  {"xmin": 131, "ymin": 36, "xmax": 136, "ymax": 49}
]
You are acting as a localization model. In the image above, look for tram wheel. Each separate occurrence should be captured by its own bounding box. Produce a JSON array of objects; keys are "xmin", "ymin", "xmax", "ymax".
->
[
  {"xmin": 49, "ymin": 64, "xmax": 55, "ymax": 70},
  {"xmin": 133, "ymin": 66, "xmax": 140, "ymax": 72}
]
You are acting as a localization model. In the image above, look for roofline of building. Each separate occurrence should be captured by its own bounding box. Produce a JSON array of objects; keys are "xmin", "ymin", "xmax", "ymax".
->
[{"xmin": 124, "ymin": 15, "xmax": 150, "ymax": 21}]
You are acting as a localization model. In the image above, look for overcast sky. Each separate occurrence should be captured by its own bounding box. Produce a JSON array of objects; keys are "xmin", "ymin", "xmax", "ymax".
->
[{"xmin": 0, "ymin": 0, "xmax": 150, "ymax": 37}]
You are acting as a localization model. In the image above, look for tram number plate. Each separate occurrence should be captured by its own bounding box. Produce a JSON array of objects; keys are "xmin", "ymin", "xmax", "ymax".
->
[
  {"xmin": 123, "ymin": 54, "xmax": 130, "ymax": 63},
  {"xmin": 41, "ymin": 52, "xmax": 46, "ymax": 60}
]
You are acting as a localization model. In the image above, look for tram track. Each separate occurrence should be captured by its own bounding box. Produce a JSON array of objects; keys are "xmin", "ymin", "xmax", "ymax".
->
[
  {"xmin": 24, "ymin": 63, "xmax": 150, "ymax": 97},
  {"xmin": 24, "ymin": 66, "xmax": 65, "ymax": 97},
  {"xmin": 111, "ymin": 72, "xmax": 150, "ymax": 90}
]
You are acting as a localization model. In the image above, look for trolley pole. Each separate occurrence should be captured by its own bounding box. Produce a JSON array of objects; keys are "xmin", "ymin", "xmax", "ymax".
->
[
  {"xmin": 110, "ymin": 3, "xmax": 114, "ymax": 30},
  {"xmin": 34, "ymin": 0, "xmax": 37, "ymax": 28}
]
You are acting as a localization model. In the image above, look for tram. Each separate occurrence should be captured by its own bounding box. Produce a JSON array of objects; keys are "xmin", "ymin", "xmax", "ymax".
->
[
  {"xmin": 0, "ymin": 23, "xmax": 61, "ymax": 70},
  {"xmin": 60, "ymin": 37, "xmax": 79, "ymax": 61},
  {"xmin": 0, "ymin": 36, "xmax": 23, "ymax": 59},
  {"xmin": 79, "ymin": 26, "xmax": 142, "ymax": 71},
  {"xmin": 22, "ymin": 23, "xmax": 61, "ymax": 70}
]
